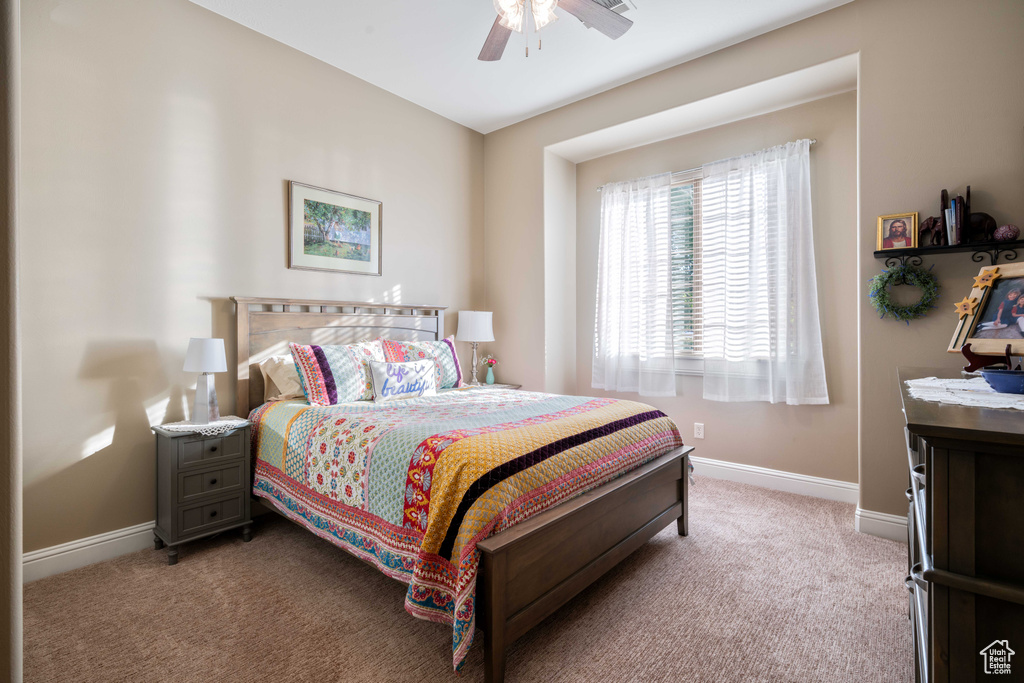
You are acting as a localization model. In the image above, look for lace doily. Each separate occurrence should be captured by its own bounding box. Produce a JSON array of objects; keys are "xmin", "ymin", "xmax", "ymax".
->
[
  {"xmin": 905, "ymin": 376, "xmax": 1024, "ymax": 410},
  {"xmin": 159, "ymin": 416, "xmax": 250, "ymax": 436}
]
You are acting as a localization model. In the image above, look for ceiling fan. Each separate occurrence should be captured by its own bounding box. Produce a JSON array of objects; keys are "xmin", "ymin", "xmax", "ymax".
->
[{"xmin": 479, "ymin": 0, "xmax": 634, "ymax": 61}]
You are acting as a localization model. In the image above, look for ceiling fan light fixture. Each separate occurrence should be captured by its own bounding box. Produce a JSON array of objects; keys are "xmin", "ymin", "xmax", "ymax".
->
[
  {"xmin": 481, "ymin": 0, "xmax": 629, "ymax": 61},
  {"xmin": 500, "ymin": 11, "xmax": 525, "ymax": 32},
  {"xmin": 531, "ymin": 0, "xmax": 560, "ymax": 30},
  {"xmin": 493, "ymin": 0, "xmax": 526, "ymax": 32},
  {"xmin": 492, "ymin": 0, "xmax": 559, "ymax": 34}
]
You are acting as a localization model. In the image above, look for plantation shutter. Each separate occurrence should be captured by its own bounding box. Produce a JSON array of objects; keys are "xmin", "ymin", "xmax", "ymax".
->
[{"xmin": 670, "ymin": 169, "xmax": 703, "ymax": 357}]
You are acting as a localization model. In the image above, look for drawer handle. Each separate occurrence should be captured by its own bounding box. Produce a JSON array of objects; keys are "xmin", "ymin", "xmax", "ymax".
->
[
  {"xmin": 210, "ymin": 510, "xmax": 218, "ymax": 518},
  {"xmin": 210, "ymin": 446, "xmax": 218, "ymax": 453},
  {"xmin": 905, "ymin": 487, "xmax": 913, "ymax": 501},
  {"xmin": 209, "ymin": 478, "xmax": 218, "ymax": 485},
  {"xmin": 911, "ymin": 464, "xmax": 926, "ymax": 486}
]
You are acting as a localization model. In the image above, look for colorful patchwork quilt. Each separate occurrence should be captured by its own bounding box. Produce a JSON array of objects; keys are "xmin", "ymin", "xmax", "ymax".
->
[{"xmin": 250, "ymin": 388, "xmax": 682, "ymax": 672}]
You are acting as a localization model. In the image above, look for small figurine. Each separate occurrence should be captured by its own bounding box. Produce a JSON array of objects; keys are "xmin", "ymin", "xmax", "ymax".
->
[
  {"xmin": 920, "ymin": 216, "xmax": 946, "ymax": 246},
  {"xmin": 969, "ymin": 212, "xmax": 997, "ymax": 242}
]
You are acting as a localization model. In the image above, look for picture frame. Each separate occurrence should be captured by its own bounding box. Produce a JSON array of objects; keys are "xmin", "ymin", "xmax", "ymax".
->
[
  {"xmin": 948, "ymin": 262, "xmax": 1024, "ymax": 356},
  {"xmin": 876, "ymin": 212, "xmax": 918, "ymax": 251},
  {"xmin": 289, "ymin": 181, "xmax": 382, "ymax": 276}
]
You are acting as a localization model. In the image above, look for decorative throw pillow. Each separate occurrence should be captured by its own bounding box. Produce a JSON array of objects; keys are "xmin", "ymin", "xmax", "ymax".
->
[
  {"xmin": 379, "ymin": 336, "xmax": 463, "ymax": 389},
  {"xmin": 289, "ymin": 341, "xmax": 384, "ymax": 405},
  {"xmin": 370, "ymin": 360, "xmax": 437, "ymax": 402},
  {"xmin": 257, "ymin": 355, "xmax": 304, "ymax": 402}
]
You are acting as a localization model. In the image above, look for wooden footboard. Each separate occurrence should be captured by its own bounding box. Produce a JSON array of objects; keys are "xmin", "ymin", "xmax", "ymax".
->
[{"xmin": 477, "ymin": 446, "xmax": 692, "ymax": 683}]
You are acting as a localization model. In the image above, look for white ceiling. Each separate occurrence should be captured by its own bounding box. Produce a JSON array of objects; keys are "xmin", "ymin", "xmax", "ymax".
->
[{"xmin": 189, "ymin": 0, "xmax": 853, "ymax": 134}]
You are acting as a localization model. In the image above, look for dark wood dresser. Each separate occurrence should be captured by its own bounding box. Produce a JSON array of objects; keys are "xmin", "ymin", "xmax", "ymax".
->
[{"xmin": 899, "ymin": 368, "xmax": 1024, "ymax": 683}]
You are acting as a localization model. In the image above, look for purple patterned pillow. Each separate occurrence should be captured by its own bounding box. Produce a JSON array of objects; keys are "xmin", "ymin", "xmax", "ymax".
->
[{"xmin": 289, "ymin": 341, "xmax": 384, "ymax": 405}]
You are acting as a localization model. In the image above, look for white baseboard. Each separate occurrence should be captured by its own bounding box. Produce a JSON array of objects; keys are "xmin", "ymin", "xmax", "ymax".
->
[
  {"xmin": 854, "ymin": 507, "xmax": 908, "ymax": 542},
  {"xmin": 689, "ymin": 455, "xmax": 859, "ymax": 504},
  {"xmin": 690, "ymin": 456, "xmax": 906, "ymax": 542},
  {"xmin": 23, "ymin": 520, "xmax": 155, "ymax": 583}
]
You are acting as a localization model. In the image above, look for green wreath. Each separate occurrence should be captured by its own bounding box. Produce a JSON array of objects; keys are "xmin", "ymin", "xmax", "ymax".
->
[{"xmin": 868, "ymin": 264, "xmax": 940, "ymax": 323}]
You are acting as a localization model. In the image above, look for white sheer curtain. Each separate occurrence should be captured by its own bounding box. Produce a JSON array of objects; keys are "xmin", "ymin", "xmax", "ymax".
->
[
  {"xmin": 700, "ymin": 139, "xmax": 829, "ymax": 404},
  {"xmin": 592, "ymin": 173, "xmax": 677, "ymax": 397}
]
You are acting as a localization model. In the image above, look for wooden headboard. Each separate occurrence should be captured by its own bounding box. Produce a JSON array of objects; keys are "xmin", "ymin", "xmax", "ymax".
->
[{"xmin": 231, "ymin": 297, "xmax": 446, "ymax": 415}]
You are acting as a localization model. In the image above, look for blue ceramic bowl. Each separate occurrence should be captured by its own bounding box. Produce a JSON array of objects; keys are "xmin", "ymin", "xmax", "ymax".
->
[{"xmin": 981, "ymin": 369, "xmax": 1024, "ymax": 394}]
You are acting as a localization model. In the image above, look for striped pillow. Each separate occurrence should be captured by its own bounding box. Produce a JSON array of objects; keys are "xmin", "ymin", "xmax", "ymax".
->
[
  {"xmin": 289, "ymin": 341, "xmax": 384, "ymax": 405},
  {"xmin": 379, "ymin": 336, "xmax": 463, "ymax": 389}
]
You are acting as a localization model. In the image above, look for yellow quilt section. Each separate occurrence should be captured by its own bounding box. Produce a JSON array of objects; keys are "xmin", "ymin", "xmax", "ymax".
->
[{"xmin": 421, "ymin": 400, "xmax": 657, "ymax": 556}]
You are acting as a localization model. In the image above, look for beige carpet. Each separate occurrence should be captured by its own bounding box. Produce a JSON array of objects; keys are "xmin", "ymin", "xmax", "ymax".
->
[{"xmin": 24, "ymin": 477, "xmax": 911, "ymax": 682}]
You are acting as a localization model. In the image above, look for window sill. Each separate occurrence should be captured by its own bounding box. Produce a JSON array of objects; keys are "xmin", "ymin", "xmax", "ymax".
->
[{"xmin": 674, "ymin": 357, "xmax": 704, "ymax": 376}]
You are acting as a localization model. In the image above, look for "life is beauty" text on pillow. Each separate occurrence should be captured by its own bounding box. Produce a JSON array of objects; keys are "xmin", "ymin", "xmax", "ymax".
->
[{"xmin": 369, "ymin": 360, "xmax": 437, "ymax": 402}]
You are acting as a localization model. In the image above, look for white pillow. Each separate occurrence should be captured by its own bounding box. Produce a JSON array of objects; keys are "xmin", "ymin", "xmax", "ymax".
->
[
  {"xmin": 258, "ymin": 355, "xmax": 304, "ymax": 402},
  {"xmin": 369, "ymin": 360, "xmax": 437, "ymax": 402}
]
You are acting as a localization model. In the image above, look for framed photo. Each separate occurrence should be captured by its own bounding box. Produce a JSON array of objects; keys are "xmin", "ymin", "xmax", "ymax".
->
[
  {"xmin": 289, "ymin": 181, "xmax": 382, "ymax": 276},
  {"xmin": 876, "ymin": 212, "xmax": 918, "ymax": 251},
  {"xmin": 948, "ymin": 262, "xmax": 1024, "ymax": 355}
]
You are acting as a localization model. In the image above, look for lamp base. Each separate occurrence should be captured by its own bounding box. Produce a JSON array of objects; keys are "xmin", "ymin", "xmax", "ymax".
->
[
  {"xmin": 469, "ymin": 342, "xmax": 481, "ymax": 385},
  {"xmin": 191, "ymin": 372, "xmax": 221, "ymax": 425}
]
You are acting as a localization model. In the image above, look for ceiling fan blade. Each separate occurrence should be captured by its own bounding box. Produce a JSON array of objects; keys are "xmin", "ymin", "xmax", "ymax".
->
[
  {"xmin": 478, "ymin": 16, "xmax": 513, "ymax": 61},
  {"xmin": 558, "ymin": 0, "xmax": 633, "ymax": 39}
]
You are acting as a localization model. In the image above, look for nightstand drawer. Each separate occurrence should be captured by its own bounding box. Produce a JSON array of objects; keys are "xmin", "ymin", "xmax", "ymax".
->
[
  {"xmin": 178, "ymin": 493, "xmax": 245, "ymax": 535},
  {"xmin": 178, "ymin": 430, "xmax": 245, "ymax": 469},
  {"xmin": 178, "ymin": 462, "xmax": 244, "ymax": 503}
]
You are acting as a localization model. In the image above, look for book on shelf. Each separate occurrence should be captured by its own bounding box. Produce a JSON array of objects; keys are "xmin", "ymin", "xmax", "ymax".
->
[
  {"xmin": 950, "ymin": 193, "xmax": 958, "ymax": 244},
  {"xmin": 945, "ymin": 206, "xmax": 956, "ymax": 245}
]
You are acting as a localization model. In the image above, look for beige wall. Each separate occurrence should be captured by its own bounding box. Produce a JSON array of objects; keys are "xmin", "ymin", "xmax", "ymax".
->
[
  {"xmin": 484, "ymin": 0, "xmax": 1024, "ymax": 516},
  {"xmin": 2, "ymin": 0, "xmax": 22, "ymax": 674},
  {"xmin": 543, "ymin": 151, "xmax": 577, "ymax": 395},
  {"xmin": 20, "ymin": 0, "xmax": 484, "ymax": 551},
  {"xmin": 575, "ymin": 92, "xmax": 858, "ymax": 482}
]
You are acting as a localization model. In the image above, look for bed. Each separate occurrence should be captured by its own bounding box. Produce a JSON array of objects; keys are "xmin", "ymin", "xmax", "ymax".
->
[{"xmin": 233, "ymin": 297, "xmax": 692, "ymax": 683}]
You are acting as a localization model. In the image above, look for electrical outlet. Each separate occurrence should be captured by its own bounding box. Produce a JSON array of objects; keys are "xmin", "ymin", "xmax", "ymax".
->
[{"xmin": 694, "ymin": 423, "xmax": 704, "ymax": 439}]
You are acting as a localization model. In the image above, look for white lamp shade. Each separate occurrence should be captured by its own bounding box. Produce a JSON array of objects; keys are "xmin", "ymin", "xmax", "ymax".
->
[
  {"xmin": 456, "ymin": 311, "xmax": 494, "ymax": 343},
  {"xmin": 183, "ymin": 338, "xmax": 227, "ymax": 373}
]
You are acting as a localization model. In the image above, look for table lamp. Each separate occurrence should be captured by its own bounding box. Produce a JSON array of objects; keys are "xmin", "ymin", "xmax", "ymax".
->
[
  {"xmin": 184, "ymin": 338, "xmax": 227, "ymax": 424},
  {"xmin": 456, "ymin": 311, "xmax": 494, "ymax": 385}
]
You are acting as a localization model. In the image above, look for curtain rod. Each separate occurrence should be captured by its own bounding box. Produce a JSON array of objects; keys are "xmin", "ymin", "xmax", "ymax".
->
[{"xmin": 596, "ymin": 139, "xmax": 817, "ymax": 192}]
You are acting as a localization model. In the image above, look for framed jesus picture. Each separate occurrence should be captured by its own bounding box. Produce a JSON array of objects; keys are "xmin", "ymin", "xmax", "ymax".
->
[
  {"xmin": 876, "ymin": 212, "xmax": 918, "ymax": 251},
  {"xmin": 948, "ymin": 262, "xmax": 1024, "ymax": 356},
  {"xmin": 289, "ymin": 181, "xmax": 382, "ymax": 276}
]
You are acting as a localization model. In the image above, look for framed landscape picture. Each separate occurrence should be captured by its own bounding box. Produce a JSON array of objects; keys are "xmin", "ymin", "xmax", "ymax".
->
[
  {"xmin": 948, "ymin": 262, "xmax": 1024, "ymax": 356},
  {"xmin": 289, "ymin": 181, "xmax": 382, "ymax": 276}
]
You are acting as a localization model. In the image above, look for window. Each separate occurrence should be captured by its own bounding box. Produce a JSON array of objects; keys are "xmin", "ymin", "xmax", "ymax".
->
[
  {"xmin": 669, "ymin": 169, "xmax": 703, "ymax": 366},
  {"xmin": 699, "ymin": 140, "xmax": 828, "ymax": 404},
  {"xmin": 592, "ymin": 173, "xmax": 678, "ymax": 397},
  {"xmin": 594, "ymin": 140, "xmax": 826, "ymax": 403}
]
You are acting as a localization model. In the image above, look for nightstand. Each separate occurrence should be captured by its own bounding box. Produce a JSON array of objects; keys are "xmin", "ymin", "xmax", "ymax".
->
[
  {"xmin": 465, "ymin": 383, "xmax": 522, "ymax": 390},
  {"xmin": 152, "ymin": 424, "xmax": 253, "ymax": 565}
]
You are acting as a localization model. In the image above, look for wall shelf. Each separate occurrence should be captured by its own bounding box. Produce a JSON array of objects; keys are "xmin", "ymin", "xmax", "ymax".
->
[{"xmin": 874, "ymin": 239, "xmax": 1024, "ymax": 267}]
